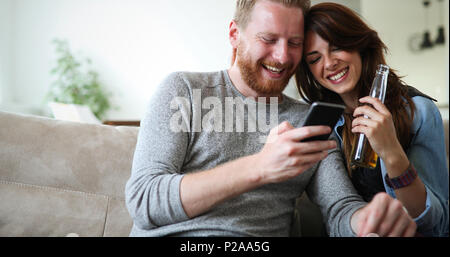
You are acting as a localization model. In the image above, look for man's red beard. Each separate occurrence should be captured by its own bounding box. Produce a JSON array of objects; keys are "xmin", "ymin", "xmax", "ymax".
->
[{"xmin": 236, "ymin": 46, "xmax": 295, "ymax": 96}]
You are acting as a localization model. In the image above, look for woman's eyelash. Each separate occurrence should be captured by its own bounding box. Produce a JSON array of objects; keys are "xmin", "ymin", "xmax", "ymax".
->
[
  {"xmin": 308, "ymin": 57, "xmax": 320, "ymax": 64},
  {"xmin": 307, "ymin": 47, "xmax": 342, "ymax": 65}
]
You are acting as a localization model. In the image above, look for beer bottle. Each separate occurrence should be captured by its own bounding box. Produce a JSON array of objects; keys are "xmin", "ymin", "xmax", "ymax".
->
[{"xmin": 350, "ymin": 64, "xmax": 389, "ymax": 169}]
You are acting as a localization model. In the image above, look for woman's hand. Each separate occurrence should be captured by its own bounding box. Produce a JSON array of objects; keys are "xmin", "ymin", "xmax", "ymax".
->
[
  {"xmin": 351, "ymin": 96, "xmax": 404, "ymax": 162},
  {"xmin": 352, "ymin": 97, "xmax": 427, "ymax": 218},
  {"xmin": 351, "ymin": 193, "xmax": 417, "ymax": 237}
]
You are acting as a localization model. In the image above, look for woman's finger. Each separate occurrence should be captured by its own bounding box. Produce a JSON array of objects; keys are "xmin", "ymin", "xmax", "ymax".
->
[
  {"xmin": 376, "ymin": 199, "xmax": 403, "ymax": 236},
  {"xmin": 356, "ymin": 209, "xmax": 369, "ymax": 237},
  {"xmin": 386, "ymin": 212, "xmax": 415, "ymax": 237},
  {"xmin": 360, "ymin": 194, "xmax": 390, "ymax": 236},
  {"xmin": 353, "ymin": 105, "xmax": 383, "ymax": 122},
  {"xmin": 402, "ymin": 222, "xmax": 418, "ymax": 237},
  {"xmin": 352, "ymin": 116, "xmax": 379, "ymax": 129},
  {"xmin": 359, "ymin": 97, "xmax": 390, "ymax": 115}
]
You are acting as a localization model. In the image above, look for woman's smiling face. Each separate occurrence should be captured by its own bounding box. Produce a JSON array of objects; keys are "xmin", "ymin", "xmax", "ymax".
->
[{"xmin": 304, "ymin": 30, "xmax": 362, "ymax": 102}]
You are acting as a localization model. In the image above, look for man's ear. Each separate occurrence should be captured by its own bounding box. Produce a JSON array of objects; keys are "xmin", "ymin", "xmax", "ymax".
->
[{"xmin": 229, "ymin": 20, "xmax": 240, "ymax": 49}]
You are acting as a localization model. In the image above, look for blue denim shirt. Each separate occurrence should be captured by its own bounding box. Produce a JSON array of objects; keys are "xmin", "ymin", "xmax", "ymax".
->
[{"xmin": 334, "ymin": 96, "xmax": 449, "ymax": 237}]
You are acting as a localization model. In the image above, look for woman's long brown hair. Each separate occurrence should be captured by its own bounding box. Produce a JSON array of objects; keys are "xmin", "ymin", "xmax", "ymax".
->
[{"xmin": 295, "ymin": 2, "xmax": 415, "ymax": 174}]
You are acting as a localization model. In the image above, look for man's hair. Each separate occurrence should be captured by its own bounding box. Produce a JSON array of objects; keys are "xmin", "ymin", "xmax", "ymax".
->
[{"xmin": 234, "ymin": 0, "xmax": 311, "ymax": 29}]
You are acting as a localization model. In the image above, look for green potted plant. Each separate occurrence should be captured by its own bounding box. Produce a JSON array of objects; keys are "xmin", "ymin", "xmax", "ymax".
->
[{"xmin": 46, "ymin": 39, "xmax": 113, "ymax": 121}]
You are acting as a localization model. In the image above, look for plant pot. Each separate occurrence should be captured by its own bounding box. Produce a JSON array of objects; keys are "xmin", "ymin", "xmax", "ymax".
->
[{"xmin": 48, "ymin": 102, "xmax": 101, "ymax": 124}]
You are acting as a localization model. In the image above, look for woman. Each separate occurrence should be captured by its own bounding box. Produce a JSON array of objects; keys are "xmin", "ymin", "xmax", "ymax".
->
[{"xmin": 296, "ymin": 2, "xmax": 448, "ymax": 237}]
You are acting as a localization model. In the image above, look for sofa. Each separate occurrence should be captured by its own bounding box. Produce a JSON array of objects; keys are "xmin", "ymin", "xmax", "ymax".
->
[
  {"xmin": 0, "ymin": 111, "xmax": 137, "ymax": 236},
  {"xmin": 0, "ymin": 110, "xmax": 448, "ymax": 237}
]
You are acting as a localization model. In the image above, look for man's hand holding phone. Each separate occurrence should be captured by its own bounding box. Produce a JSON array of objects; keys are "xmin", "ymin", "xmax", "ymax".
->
[
  {"xmin": 252, "ymin": 121, "xmax": 337, "ymax": 184},
  {"xmin": 300, "ymin": 102, "xmax": 345, "ymax": 142},
  {"xmin": 251, "ymin": 102, "xmax": 344, "ymax": 185}
]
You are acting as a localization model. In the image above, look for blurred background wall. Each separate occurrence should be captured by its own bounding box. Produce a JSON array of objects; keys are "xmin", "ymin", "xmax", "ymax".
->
[{"xmin": 0, "ymin": 0, "xmax": 448, "ymax": 120}]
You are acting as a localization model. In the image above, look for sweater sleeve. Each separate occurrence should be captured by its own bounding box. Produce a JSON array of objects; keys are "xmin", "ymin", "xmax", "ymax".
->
[
  {"xmin": 125, "ymin": 72, "xmax": 191, "ymax": 230},
  {"xmin": 306, "ymin": 141, "xmax": 367, "ymax": 237}
]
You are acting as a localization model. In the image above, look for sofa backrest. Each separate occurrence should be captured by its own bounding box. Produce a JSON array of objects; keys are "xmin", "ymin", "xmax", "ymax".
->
[{"xmin": 0, "ymin": 111, "xmax": 139, "ymax": 236}]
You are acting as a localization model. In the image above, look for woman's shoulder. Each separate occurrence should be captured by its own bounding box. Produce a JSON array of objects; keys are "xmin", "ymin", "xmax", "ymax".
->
[
  {"xmin": 410, "ymin": 93, "xmax": 443, "ymax": 132},
  {"xmin": 406, "ymin": 85, "xmax": 436, "ymax": 102},
  {"xmin": 405, "ymin": 86, "xmax": 440, "ymax": 119},
  {"xmin": 411, "ymin": 95, "xmax": 440, "ymax": 117}
]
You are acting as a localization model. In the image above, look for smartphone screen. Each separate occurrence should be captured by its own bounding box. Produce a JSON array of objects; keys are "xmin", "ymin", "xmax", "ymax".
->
[{"xmin": 300, "ymin": 102, "xmax": 345, "ymax": 142}]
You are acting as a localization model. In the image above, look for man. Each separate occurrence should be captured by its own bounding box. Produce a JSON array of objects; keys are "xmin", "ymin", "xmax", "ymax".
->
[{"xmin": 125, "ymin": 0, "xmax": 416, "ymax": 237}]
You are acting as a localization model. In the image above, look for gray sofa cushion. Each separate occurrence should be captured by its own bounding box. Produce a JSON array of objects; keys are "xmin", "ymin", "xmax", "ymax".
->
[{"xmin": 0, "ymin": 111, "xmax": 138, "ymax": 236}]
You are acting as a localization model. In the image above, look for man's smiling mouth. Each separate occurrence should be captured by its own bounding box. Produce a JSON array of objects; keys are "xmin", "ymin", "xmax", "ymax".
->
[{"xmin": 262, "ymin": 64, "xmax": 284, "ymax": 74}]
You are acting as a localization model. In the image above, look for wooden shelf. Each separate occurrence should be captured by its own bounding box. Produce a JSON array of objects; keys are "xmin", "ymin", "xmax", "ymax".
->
[{"xmin": 103, "ymin": 120, "xmax": 140, "ymax": 127}]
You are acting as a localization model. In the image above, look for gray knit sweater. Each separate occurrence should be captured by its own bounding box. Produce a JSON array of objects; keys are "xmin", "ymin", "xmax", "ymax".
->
[{"xmin": 125, "ymin": 70, "xmax": 366, "ymax": 237}]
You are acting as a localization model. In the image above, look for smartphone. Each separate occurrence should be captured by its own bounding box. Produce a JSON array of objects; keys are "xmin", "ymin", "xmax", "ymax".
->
[{"xmin": 300, "ymin": 101, "xmax": 346, "ymax": 142}]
